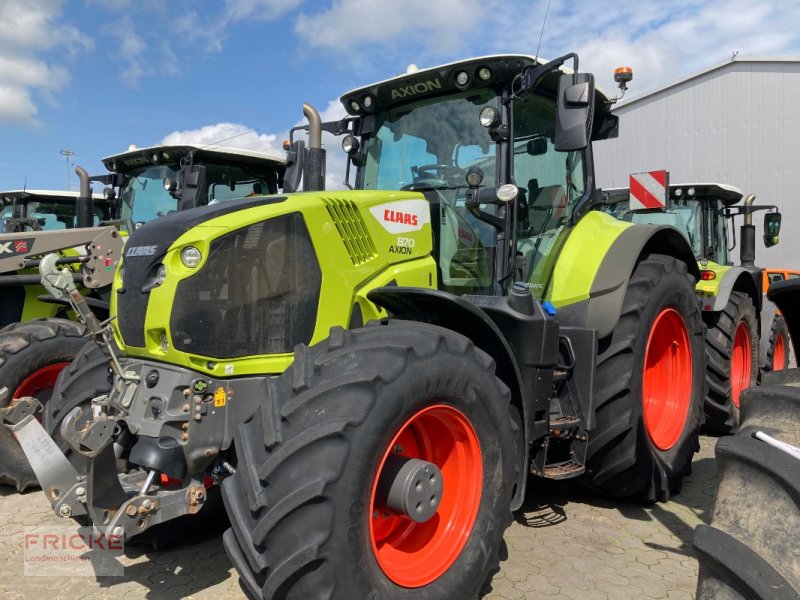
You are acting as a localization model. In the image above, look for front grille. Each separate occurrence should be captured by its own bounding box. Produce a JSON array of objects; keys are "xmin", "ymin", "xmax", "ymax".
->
[
  {"xmin": 323, "ymin": 197, "xmax": 377, "ymax": 265},
  {"xmin": 170, "ymin": 213, "xmax": 321, "ymax": 358}
]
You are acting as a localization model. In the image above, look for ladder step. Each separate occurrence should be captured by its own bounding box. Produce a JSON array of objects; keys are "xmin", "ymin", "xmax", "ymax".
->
[
  {"xmin": 549, "ymin": 415, "xmax": 581, "ymax": 430},
  {"xmin": 543, "ymin": 460, "xmax": 585, "ymax": 480}
]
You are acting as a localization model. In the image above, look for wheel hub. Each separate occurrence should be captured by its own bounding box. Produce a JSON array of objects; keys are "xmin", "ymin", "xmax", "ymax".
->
[{"xmin": 375, "ymin": 454, "xmax": 443, "ymax": 523}]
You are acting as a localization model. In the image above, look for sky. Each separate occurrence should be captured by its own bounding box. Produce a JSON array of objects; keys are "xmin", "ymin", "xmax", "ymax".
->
[{"xmin": 2, "ymin": 0, "xmax": 800, "ymax": 191}]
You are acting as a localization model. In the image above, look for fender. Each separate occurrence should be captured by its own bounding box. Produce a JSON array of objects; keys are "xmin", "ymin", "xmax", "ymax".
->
[
  {"xmin": 367, "ymin": 286, "xmax": 530, "ymax": 511},
  {"xmin": 709, "ymin": 267, "xmax": 761, "ymax": 313},
  {"xmin": 557, "ymin": 221, "xmax": 700, "ymax": 339},
  {"xmin": 758, "ymin": 298, "xmax": 778, "ymax": 369},
  {"xmin": 767, "ymin": 279, "xmax": 800, "ymax": 355}
]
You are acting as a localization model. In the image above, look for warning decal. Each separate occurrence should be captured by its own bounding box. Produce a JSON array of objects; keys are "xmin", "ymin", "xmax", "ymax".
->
[{"xmin": 630, "ymin": 170, "xmax": 669, "ymax": 210}]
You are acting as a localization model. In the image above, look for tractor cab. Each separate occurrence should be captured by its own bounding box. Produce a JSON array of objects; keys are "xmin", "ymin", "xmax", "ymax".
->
[
  {"xmin": 328, "ymin": 54, "xmax": 620, "ymax": 297},
  {"xmin": 102, "ymin": 145, "xmax": 285, "ymax": 228},
  {"xmin": 602, "ymin": 182, "xmax": 744, "ymax": 267},
  {"xmin": 1, "ymin": 190, "xmax": 109, "ymax": 233}
]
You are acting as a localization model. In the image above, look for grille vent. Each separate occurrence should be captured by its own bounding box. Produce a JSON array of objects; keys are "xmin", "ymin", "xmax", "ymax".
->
[{"xmin": 323, "ymin": 197, "xmax": 378, "ymax": 265}]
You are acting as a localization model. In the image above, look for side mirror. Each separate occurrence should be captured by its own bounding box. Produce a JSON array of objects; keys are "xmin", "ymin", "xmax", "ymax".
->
[
  {"xmin": 178, "ymin": 164, "xmax": 207, "ymax": 211},
  {"xmin": 526, "ymin": 138, "xmax": 547, "ymax": 156},
  {"xmin": 764, "ymin": 212, "xmax": 781, "ymax": 247},
  {"xmin": 282, "ymin": 140, "xmax": 305, "ymax": 193},
  {"xmin": 555, "ymin": 73, "xmax": 594, "ymax": 151}
]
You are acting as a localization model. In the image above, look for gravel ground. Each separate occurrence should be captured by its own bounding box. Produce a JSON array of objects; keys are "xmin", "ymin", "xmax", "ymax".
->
[{"xmin": 0, "ymin": 435, "xmax": 718, "ymax": 600}]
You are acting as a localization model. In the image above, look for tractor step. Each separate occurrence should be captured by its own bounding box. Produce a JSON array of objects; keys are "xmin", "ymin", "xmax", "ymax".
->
[
  {"xmin": 543, "ymin": 459, "xmax": 585, "ymax": 479},
  {"xmin": 549, "ymin": 415, "xmax": 581, "ymax": 431}
]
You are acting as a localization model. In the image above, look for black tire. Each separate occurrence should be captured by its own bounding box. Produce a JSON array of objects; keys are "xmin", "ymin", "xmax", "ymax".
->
[
  {"xmin": 703, "ymin": 291, "xmax": 759, "ymax": 433},
  {"xmin": 763, "ymin": 313, "xmax": 791, "ymax": 375},
  {"xmin": 222, "ymin": 321, "xmax": 518, "ymax": 600},
  {"xmin": 583, "ymin": 254, "xmax": 705, "ymax": 502},
  {"xmin": 0, "ymin": 318, "xmax": 87, "ymax": 491},
  {"xmin": 694, "ymin": 383, "xmax": 800, "ymax": 599},
  {"xmin": 43, "ymin": 339, "xmax": 112, "ymax": 469}
]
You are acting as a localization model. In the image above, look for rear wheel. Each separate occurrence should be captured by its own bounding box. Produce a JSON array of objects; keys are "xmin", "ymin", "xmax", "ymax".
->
[
  {"xmin": 0, "ymin": 318, "xmax": 86, "ymax": 491},
  {"xmin": 222, "ymin": 321, "xmax": 518, "ymax": 600},
  {"xmin": 584, "ymin": 254, "xmax": 705, "ymax": 502},
  {"xmin": 764, "ymin": 314, "xmax": 791, "ymax": 374},
  {"xmin": 703, "ymin": 292, "xmax": 759, "ymax": 433}
]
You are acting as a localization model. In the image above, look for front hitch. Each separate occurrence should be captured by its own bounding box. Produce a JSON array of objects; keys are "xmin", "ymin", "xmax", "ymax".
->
[{"xmin": 1, "ymin": 397, "xmax": 88, "ymax": 519}]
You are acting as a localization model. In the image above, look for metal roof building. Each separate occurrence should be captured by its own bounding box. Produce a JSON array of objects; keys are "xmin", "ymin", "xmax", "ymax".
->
[{"xmin": 594, "ymin": 56, "xmax": 800, "ymax": 269}]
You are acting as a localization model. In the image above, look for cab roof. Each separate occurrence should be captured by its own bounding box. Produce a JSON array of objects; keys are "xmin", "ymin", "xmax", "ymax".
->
[
  {"xmin": 102, "ymin": 144, "xmax": 285, "ymax": 174},
  {"xmin": 604, "ymin": 183, "xmax": 744, "ymax": 206},
  {"xmin": 1, "ymin": 189, "xmax": 106, "ymax": 207},
  {"xmin": 340, "ymin": 54, "xmax": 613, "ymax": 116}
]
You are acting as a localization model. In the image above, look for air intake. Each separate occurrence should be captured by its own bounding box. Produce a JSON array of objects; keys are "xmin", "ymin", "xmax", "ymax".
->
[{"xmin": 323, "ymin": 197, "xmax": 378, "ymax": 265}]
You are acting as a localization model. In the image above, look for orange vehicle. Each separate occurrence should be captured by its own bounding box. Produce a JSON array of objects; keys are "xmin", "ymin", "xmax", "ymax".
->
[{"xmin": 761, "ymin": 268, "xmax": 797, "ymax": 370}]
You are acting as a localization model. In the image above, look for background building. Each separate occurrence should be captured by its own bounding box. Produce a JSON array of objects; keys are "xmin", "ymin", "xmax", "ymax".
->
[{"xmin": 594, "ymin": 56, "xmax": 800, "ymax": 269}]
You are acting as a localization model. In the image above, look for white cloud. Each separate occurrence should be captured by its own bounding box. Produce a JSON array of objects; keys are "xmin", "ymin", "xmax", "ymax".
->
[
  {"xmin": 108, "ymin": 17, "xmax": 147, "ymax": 87},
  {"xmin": 0, "ymin": 85, "xmax": 40, "ymax": 123},
  {"xmin": 294, "ymin": 0, "xmax": 491, "ymax": 56},
  {"xmin": 0, "ymin": 0, "xmax": 92, "ymax": 126},
  {"xmin": 159, "ymin": 123, "xmax": 285, "ymax": 156},
  {"xmin": 223, "ymin": 0, "xmax": 304, "ymax": 23},
  {"xmin": 156, "ymin": 98, "xmax": 351, "ymax": 191}
]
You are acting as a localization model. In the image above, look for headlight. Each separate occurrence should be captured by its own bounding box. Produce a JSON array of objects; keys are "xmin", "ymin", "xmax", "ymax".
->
[
  {"xmin": 160, "ymin": 332, "xmax": 169, "ymax": 352},
  {"xmin": 180, "ymin": 246, "xmax": 202, "ymax": 268},
  {"xmin": 341, "ymin": 134, "xmax": 360, "ymax": 155},
  {"xmin": 496, "ymin": 184, "xmax": 519, "ymax": 203},
  {"xmin": 156, "ymin": 264, "xmax": 167, "ymax": 286},
  {"xmin": 479, "ymin": 106, "xmax": 500, "ymax": 128}
]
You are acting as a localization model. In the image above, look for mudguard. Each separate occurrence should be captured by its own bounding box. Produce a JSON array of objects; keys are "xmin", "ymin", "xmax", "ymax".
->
[
  {"xmin": 708, "ymin": 267, "xmax": 761, "ymax": 313},
  {"xmin": 367, "ymin": 286, "xmax": 530, "ymax": 511},
  {"xmin": 552, "ymin": 212, "xmax": 700, "ymax": 339},
  {"xmin": 767, "ymin": 279, "xmax": 800, "ymax": 356}
]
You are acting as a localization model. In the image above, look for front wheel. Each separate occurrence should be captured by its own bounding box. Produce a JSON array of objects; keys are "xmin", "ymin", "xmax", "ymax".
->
[
  {"xmin": 583, "ymin": 254, "xmax": 706, "ymax": 502},
  {"xmin": 222, "ymin": 321, "xmax": 518, "ymax": 599},
  {"xmin": 0, "ymin": 318, "xmax": 87, "ymax": 491}
]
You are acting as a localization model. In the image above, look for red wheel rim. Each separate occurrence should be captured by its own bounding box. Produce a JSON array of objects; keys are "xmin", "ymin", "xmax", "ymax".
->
[
  {"xmin": 773, "ymin": 333, "xmax": 786, "ymax": 371},
  {"xmin": 731, "ymin": 321, "xmax": 752, "ymax": 407},
  {"xmin": 642, "ymin": 308, "xmax": 692, "ymax": 451},
  {"xmin": 369, "ymin": 404, "xmax": 482, "ymax": 588},
  {"xmin": 13, "ymin": 363, "xmax": 70, "ymax": 403}
]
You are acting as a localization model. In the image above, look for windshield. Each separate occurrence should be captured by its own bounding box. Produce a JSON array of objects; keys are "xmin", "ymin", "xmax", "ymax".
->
[
  {"xmin": 360, "ymin": 88, "xmax": 499, "ymax": 191},
  {"xmin": 1, "ymin": 200, "xmax": 105, "ymax": 231},
  {"xmin": 119, "ymin": 162, "xmax": 278, "ymax": 225},
  {"xmin": 360, "ymin": 89, "xmax": 500, "ymax": 295},
  {"xmin": 120, "ymin": 165, "xmax": 180, "ymax": 224}
]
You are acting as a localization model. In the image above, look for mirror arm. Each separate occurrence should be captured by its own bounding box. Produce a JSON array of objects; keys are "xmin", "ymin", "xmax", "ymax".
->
[{"xmin": 518, "ymin": 53, "xmax": 579, "ymax": 95}]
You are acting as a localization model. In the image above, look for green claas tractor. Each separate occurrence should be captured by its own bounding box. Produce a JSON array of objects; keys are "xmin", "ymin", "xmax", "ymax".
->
[
  {"xmin": 602, "ymin": 183, "xmax": 783, "ymax": 432},
  {"xmin": 6, "ymin": 53, "xmax": 710, "ymax": 598},
  {"xmin": 0, "ymin": 144, "xmax": 284, "ymax": 490}
]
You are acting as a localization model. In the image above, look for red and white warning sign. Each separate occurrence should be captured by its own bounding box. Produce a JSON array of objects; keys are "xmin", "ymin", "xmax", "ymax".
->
[{"xmin": 629, "ymin": 170, "xmax": 669, "ymax": 210}]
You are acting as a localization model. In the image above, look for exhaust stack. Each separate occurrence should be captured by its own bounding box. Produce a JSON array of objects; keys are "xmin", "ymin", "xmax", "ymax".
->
[
  {"xmin": 75, "ymin": 166, "xmax": 93, "ymax": 228},
  {"xmin": 740, "ymin": 194, "xmax": 756, "ymax": 268},
  {"xmin": 303, "ymin": 103, "xmax": 326, "ymax": 192}
]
